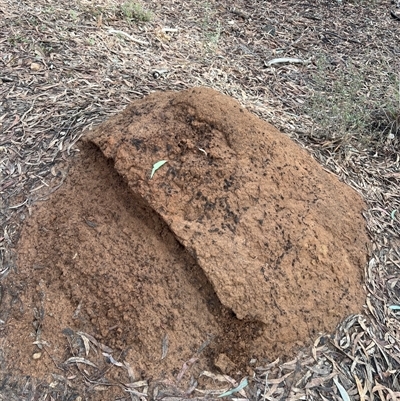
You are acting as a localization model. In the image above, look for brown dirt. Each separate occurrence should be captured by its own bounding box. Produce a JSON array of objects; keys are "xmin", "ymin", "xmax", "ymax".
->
[{"xmin": 3, "ymin": 88, "xmax": 369, "ymax": 389}]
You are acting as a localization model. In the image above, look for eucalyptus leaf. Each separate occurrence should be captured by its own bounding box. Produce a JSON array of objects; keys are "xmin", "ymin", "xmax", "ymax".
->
[
  {"xmin": 150, "ymin": 160, "xmax": 167, "ymax": 179},
  {"xmin": 65, "ymin": 357, "xmax": 97, "ymax": 368},
  {"xmin": 218, "ymin": 378, "xmax": 248, "ymax": 398},
  {"xmin": 389, "ymin": 305, "xmax": 400, "ymax": 310},
  {"xmin": 333, "ymin": 377, "xmax": 350, "ymax": 401}
]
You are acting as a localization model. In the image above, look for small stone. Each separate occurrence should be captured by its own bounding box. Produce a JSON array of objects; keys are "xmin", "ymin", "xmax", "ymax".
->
[
  {"xmin": 30, "ymin": 62, "xmax": 41, "ymax": 71},
  {"xmin": 32, "ymin": 352, "xmax": 42, "ymax": 359}
]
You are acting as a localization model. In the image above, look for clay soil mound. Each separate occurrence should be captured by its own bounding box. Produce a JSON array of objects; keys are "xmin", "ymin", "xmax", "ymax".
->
[{"xmin": 5, "ymin": 87, "xmax": 369, "ymax": 381}]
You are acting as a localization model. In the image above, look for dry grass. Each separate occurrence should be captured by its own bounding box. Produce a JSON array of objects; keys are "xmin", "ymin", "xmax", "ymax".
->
[{"xmin": 0, "ymin": 0, "xmax": 399, "ymax": 400}]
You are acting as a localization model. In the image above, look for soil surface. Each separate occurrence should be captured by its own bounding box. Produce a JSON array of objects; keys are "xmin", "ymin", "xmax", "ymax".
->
[{"xmin": 4, "ymin": 88, "xmax": 369, "ymax": 385}]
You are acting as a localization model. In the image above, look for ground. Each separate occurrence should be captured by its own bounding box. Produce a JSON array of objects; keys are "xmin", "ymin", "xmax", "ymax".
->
[{"xmin": 0, "ymin": 0, "xmax": 399, "ymax": 400}]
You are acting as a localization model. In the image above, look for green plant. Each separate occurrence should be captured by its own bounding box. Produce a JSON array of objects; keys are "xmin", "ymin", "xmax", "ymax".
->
[
  {"xmin": 201, "ymin": 2, "xmax": 222, "ymax": 53},
  {"xmin": 7, "ymin": 35, "xmax": 29, "ymax": 45},
  {"xmin": 69, "ymin": 9, "xmax": 79, "ymax": 22},
  {"xmin": 203, "ymin": 22, "xmax": 221, "ymax": 52},
  {"xmin": 120, "ymin": 1, "xmax": 153, "ymax": 22},
  {"xmin": 305, "ymin": 56, "xmax": 399, "ymax": 149},
  {"xmin": 86, "ymin": 37, "xmax": 95, "ymax": 46}
]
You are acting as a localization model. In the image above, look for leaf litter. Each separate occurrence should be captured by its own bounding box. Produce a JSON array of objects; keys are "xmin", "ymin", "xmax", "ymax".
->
[{"xmin": 0, "ymin": 0, "xmax": 399, "ymax": 400}]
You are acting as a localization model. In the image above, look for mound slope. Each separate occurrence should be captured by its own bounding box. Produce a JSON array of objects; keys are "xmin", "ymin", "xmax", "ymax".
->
[{"xmin": 7, "ymin": 87, "xmax": 369, "ymax": 380}]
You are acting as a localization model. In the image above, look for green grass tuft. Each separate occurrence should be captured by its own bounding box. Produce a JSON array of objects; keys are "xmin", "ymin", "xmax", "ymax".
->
[
  {"xmin": 120, "ymin": 1, "xmax": 153, "ymax": 22},
  {"xmin": 305, "ymin": 56, "xmax": 399, "ymax": 149}
]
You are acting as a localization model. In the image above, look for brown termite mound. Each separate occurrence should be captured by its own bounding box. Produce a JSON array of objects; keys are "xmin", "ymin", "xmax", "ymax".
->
[{"xmin": 7, "ymin": 87, "xmax": 369, "ymax": 381}]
